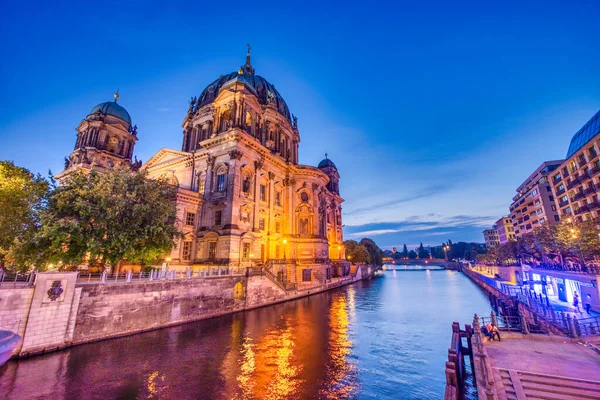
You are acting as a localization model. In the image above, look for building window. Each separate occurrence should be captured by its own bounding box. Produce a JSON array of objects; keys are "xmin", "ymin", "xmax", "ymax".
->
[
  {"xmin": 208, "ymin": 242, "xmax": 217, "ymax": 260},
  {"xmin": 217, "ymin": 173, "xmax": 226, "ymax": 192},
  {"xmin": 260, "ymin": 185, "xmax": 266, "ymax": 201},
  {"xmin": 554, "ymin": 215, "xmax": 560, "ymax": 221},
  {"xmin": 259, "ymin": 218, "xmax": 265, "ymax": 231},
  {"xmin": 242, "ymin": 243, "xmax": 250, "ymax": 260},
  {"xmin": 198, "ymin": 177, "xmax": 205, "ymax": 194},
  {"xmin": 275, "ymin": 221, "xmax": 280, "ymax": 233},
  {"xmin": 532, "ymin": 189, "xmax": 538, "ymax": 196},
  {"xmin": 275, "ymin": 191, "xmax": 281, "ymax": 206},
  {"xmin": 182, "ymin": 241, "xmax": 192, "ymax": 260},
  {"xmin": 302, "ymin": 269, "xmax": 311, "ymax": 282},
  {"xmin": 214, "ymin": 210, "xmax": 222, "ymax": 226},
  {"xmin": 185, "ymin": 212, "xmax": 195, "ymax": 226},
  {"xmin": 242, "ymin": 176, "xmax": 251, "ymax": 193}
]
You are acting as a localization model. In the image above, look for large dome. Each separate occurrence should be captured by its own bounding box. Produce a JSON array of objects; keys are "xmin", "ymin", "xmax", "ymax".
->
[
  {"xmin": 88, "ymin": 101, "xmax": 132, "ymax": 127},
  {"xmin": 196, "ymin": 71, "xmax": 293, "ymax": 124},
  {"xmin": 318, "ymin": 156, "xmax": 337, "ymax": 169}
]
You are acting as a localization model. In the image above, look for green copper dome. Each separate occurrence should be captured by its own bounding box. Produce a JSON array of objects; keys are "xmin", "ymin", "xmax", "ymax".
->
[{"xmin": 89, "ymin": 100, "xmax": 132, "ymax": 128}]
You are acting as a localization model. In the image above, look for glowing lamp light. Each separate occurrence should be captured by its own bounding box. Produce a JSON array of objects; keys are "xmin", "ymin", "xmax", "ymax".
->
[{"xmin": 166, "ymin": 257, "xmax": 172, "ymax": 262}]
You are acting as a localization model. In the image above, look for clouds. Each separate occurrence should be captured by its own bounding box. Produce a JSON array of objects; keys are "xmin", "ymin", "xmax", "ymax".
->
[{"xmin": 343, "ymin": 214, "xmax": 497, "ymax": 248}]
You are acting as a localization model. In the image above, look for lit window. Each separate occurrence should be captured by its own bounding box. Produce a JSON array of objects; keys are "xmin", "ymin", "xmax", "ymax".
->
[
  {"xmin": 214, "ymin": 210, "xmax": 222, "ymax": 226},
  {"xmin": 242, "ymin": 243, "xmax": 250, "ymax": 259},
  {"xmin": 198, "ymin": 177, "xmax": 206, "ymax": 194},
  {"xmin": 185, "ymin": 212, "xmax": 196, "ymax": 226},
  {"xmin": 259, "ymin": 218, "xmax": 265, "ymax": 230},
  {"xmin": 275, "ymin": 221, "xmax": 280, "ymax": 233},
  {"xmin": 182, "ymin": 241, "xmax": 192, "ymax": 260}
]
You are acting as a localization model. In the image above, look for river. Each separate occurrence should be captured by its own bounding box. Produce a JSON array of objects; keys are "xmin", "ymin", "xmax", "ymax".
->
[{"xmin": 0, "ymin": 267, "xmax": 491, "ymax": 399}]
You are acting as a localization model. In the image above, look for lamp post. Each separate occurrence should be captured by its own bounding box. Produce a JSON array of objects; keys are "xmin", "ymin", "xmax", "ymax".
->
[
  {"xmin": 283, "ymin": 239, "xmax": 287, "ymax": 260},
  {"xmin": 443, "ymin": 245, "xmax": 449, "ymax": 261}
]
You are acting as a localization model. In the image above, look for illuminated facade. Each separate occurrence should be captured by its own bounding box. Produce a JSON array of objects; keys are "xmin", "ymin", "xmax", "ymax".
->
[
  {"xmin": 56, "ymin": 93, "xmax": 141, "ymax": 181},
  {"xmin": 550, "ymin": 109, "xmax": 600, "ymax": 222},
  {"xmin": 141, "ymin": 49, "xmax": 346, "ymax": 284},
  {"xmin": 483, "ymin": 227, "xmax": 500, "ymax": 247},
  {"xmin": 509, "ymin": 160, "xmax": 562, "ymax": 237}
]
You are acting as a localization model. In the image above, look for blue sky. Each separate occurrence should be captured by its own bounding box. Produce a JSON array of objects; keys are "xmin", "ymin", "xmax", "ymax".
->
[{"xmin": 1, "ymin": 1, "xmax": 600, "ymax": 250}]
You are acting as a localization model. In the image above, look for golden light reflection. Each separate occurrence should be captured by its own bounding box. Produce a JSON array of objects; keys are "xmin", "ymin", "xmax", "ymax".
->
[
  {"xmin": 319, "ymin": 293, "xmax": 357, "ymax": 399},
  {"xmin": 235, "ymin": 336, "xmax": 256, "ymax": 399},
  {"xmin": 139, "ymin": 370, "xmax": 168, "ymax": 399}
]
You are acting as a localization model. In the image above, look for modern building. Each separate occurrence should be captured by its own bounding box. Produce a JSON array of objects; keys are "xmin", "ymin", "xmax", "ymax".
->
[
  {"xmin": 509, "ymin": 160, "xmax": 563, "ymax": 237},
  {"xmin": 58, "ymin": 48, "xmax": 348, "ymax": 286},
  {"xmin": 551, "ymin": 109, "xmax": 600, "ymax": 222},
  {"xmin": 483, "ymin": 227, "xmax": 500, "ymax": 247},
  {"xmin": 495, "ymin": 217, "xmax": 516, "ymax": 244}
]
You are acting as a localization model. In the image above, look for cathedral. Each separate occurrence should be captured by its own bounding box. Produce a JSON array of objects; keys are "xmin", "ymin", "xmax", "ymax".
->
[{"xmin": 58, "ymin": 48, "xmax": 347, "ymax": 286}]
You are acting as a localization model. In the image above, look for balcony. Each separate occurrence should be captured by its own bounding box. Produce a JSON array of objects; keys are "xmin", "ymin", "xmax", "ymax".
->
[
  {"xmin": 567, "ymin": 178, "xmax": 581, "ymax": 190},
  {"xmin": 580, "ymin": 172, "xmax": 592, "ymax": 183},
  {"xmin": 574, "ymin": 205, "xmax": 589, "ymax": 216},
  {"xmin": 572, "ymin": 192, "xmax": 585, "ymax": 201},
  {"xmin": 559, "ymin": 199, "xmax": 570, "ymax": 208},
  {"xmin": 584, "ymin": 185, "xmax": 596, "ymax": 195},
  {"xmin": 592, "ymin": 166, "xmax": 600, "ymax": 176},
  {"xmin": 589, "ymin": 201, "xmax": 600, "ymax": 211},
  {"xmin": 590, "ymin": 150, "xmax": 598, "ymax": 161},
  {"xmin": 555, "ymin": 187, "xmax": 566, "ymax": 196}
]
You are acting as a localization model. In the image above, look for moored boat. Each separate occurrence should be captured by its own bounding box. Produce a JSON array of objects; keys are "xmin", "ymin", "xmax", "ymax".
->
[{"xmin": 0, "ymin": 330, "xmax": 21, "ymax": 366}]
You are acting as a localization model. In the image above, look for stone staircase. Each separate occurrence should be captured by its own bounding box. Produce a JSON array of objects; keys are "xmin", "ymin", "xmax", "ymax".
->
[{"xmin": 496, "ymin": 368, "xmax": 600, "ymax": 399}]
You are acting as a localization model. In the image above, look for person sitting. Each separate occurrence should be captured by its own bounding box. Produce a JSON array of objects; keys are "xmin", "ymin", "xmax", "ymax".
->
[
  {"xmin": 485, "ymin": 323, "xmax": 501, "ymax": 341},
  {"xmin": 481, "ymin": 324, "xmax": 493, "ymax": 341}
]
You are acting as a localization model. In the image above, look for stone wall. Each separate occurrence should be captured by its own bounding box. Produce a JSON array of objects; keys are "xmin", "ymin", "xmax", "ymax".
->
[
  {"xmin": 1, "ymin": 265, "xmax": 373, "ymax": 358},
  {"xmin": 72, "ymin": 275, "xmax": 246, "ymax": 345},
  {"xmin": 0, "ymin": 287, "xmax": 34, "ymax": 355},
  {"xmin": 20, "ymin": 272, "xmax": 81, "ymax": 356}
]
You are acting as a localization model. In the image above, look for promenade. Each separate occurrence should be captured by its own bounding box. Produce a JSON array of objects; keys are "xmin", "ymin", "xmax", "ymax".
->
[{"xmin": 486, "ymin": 337, "xmax": 600, "ymax": 399}]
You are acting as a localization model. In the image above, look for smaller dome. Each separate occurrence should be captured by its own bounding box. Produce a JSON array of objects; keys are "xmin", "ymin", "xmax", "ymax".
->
[
  {"xmin": 89, "ymin": 101, "xmax": 132, "ymax": 127},
  {"xmin": 318, "ymin": 157, "xmax": 337, "ymax": 169}
]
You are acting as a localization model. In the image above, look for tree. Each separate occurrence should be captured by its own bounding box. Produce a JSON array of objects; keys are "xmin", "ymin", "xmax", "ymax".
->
[
  {"xmin": 37, "ymin": 168, "xmax": 180, "ymax": 270},
  {"xmin": 0, "ymin": 161, "xmax": 50, "ymax": 268},
  {"xmin": 408, "ymin": 250, "xmax": 417, "ymax": 259},
  {"xmin": 350, "ymin": 245, "xmax": 371, "ymax": 264},
  {"xmin": 417, "ymin": 242, "xmax": 429, "ymax": 259},
  {"xmin": 359, "ymin": 238, "xmax": 384, "ymax": 266},
  {"xmin": 344, "ymin": 239, "xmax": 359, "ymax": 255},
  {"xmin": 402, "ymin": 244, "xmax": 409, "ymax": 258}
]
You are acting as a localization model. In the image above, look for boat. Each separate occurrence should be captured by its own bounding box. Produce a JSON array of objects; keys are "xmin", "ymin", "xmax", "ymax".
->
[
  {"xmin": 0, "ymin": 330, "xmax": 21, "ymax": 366},
  {"xmin": 373, "ymin": 270, "xmax": 384, "ymax": 277}
]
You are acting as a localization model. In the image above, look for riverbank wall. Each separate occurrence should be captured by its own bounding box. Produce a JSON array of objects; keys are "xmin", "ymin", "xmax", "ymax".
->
[{"xmin": 0, "ymin": 265, "xmax": 373, "ymax": 358}]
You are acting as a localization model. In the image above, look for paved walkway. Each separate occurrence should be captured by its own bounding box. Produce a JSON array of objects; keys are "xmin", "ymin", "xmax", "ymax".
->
[{"xmin": 485, "ymin": 337, "xmax": 600, "ymax": 399}]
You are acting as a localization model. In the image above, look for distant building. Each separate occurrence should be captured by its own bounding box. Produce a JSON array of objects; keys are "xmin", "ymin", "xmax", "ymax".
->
[
  {"xmin": 495, "ymin": 217, "xmax": 515, "ymax": 245},
  {"xmin": 550, "ymin": 109, "xmax": 600, "ymax": 222},
  {"xmin": 509, "ymin": 160, "xmax": 563, "ymax": 237},
  {"xmin": 483, "ymin": 227, "xmax": 500, "ymax": 247}
]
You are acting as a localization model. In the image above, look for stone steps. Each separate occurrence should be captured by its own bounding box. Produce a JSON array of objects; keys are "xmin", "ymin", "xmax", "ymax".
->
[{"xmin": 497, "ymin": 368, "xmax": 600, "ymax": 400}]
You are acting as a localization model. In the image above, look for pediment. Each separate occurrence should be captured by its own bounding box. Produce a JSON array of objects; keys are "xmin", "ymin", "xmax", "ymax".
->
[{"xmin": 142, "ymin": 148, "xmax": 191, "ymax": 171}]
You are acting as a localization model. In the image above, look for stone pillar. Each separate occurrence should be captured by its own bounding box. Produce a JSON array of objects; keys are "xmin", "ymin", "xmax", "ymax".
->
[
  {"xmin": 252, "ymin": 160, "xmax": 263, "ymax": 231},
  {"xmin": 20, "ymin": 272, "xmax": 81, "ymax": 356}
]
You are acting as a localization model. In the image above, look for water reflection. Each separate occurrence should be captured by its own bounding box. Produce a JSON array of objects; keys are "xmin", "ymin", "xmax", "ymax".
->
[{"xmin": 0, "ymin": 271, "xmax": 491, "ymax": 399}]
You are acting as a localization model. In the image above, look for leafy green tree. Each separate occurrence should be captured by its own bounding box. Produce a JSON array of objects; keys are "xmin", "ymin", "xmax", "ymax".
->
[
  {"xmin": 38, "ymin": 168, "xmax": 181, "ymax": 270},
  {"xmin": 350, "ymin": 245, "xmax": 371, "ymax": 264},
  {"xmin": 344, "ymin": 239, "xmax": 359, "ymax": 255},
  {"xmin": 0, "ymin": 161, "xmax": 50, "ymax": 269},
  {"xmin": 359, "ymin": 238, "xmax": 384, "ymax": 266}
]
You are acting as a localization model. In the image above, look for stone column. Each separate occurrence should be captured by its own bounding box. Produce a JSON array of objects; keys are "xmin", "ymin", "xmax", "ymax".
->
[
  {"xmin": 252, "ymin": 159, "xmax": 263, "ymax": 231},
  {"xmin": 226, "ymin": 149, "xmax": 243, "ymax": 227}
]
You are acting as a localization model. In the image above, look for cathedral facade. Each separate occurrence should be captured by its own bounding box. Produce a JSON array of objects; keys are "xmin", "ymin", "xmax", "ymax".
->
[{"xmin": 59, "ymin": 49, "xmax": 347, "ymax": 287}]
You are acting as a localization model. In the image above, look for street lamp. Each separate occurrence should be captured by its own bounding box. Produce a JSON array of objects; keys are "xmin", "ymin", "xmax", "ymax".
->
[{"xmin": 283, "ymin": 239, "xmax": 287, "ymax": 260}]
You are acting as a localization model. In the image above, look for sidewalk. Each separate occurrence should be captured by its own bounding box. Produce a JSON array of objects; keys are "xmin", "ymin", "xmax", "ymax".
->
[{"xmin": 546, "ymin": 296, "xmax": 600, "ymax": 319}]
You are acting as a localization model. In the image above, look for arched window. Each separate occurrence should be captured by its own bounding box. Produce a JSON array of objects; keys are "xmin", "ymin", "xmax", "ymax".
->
[
  {"xmin": 107, "ymin": 137, "xmax": 119, "ymax": 153},
  {"xmin": 216, "ymin": 172, "xmax": 226, "ymax": 192},
  {"xmin": 245, "ymin": 111, "xmax": 252, "ymax": 134},
  {"xmin": 220, "ymin": 109, "xmax": 231, "ymax": 132},
  {"xmin": 234, "ymin": 282, "xmax": 245, "ymax": 300},
  {"xmin": 242, "ymin": 175, "xmax": 251, "ymax": 194},
  {"xmin": 198, "ymin": 174, "xmax": 205, "ymax": 194}
]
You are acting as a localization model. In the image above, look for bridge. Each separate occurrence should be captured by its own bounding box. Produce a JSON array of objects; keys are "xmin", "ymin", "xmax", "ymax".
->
[{"xmin": 383, "ymin": 264, "xmax": 446, "ymax": 271}]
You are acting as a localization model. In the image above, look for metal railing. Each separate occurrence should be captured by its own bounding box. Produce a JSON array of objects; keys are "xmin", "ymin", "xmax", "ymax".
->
[
  {"xmin": 76, "ymin": 267, "xmax": 247, "ymax": 284},
  {"xmin": 0, "ymin": 270, "xmax": 36, "ymax": 288}
]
